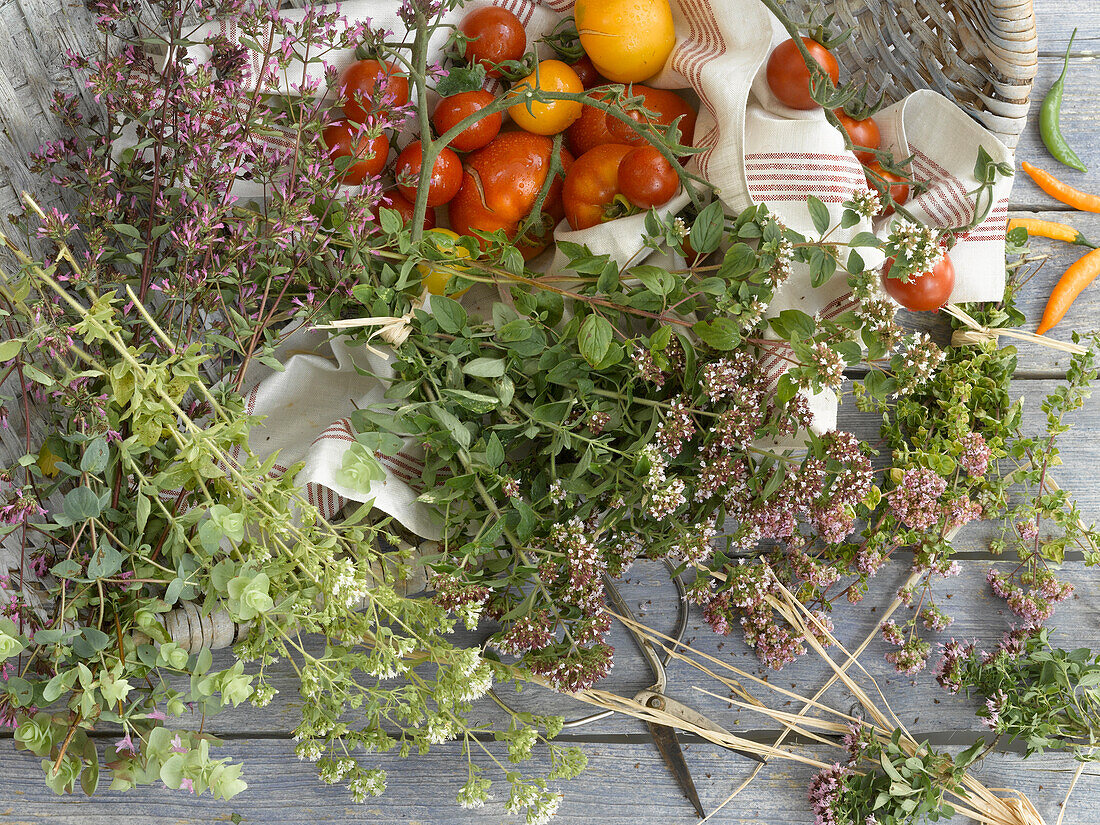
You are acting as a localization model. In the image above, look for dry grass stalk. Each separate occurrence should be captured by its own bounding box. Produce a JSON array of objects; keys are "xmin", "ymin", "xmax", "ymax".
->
[
  {"xmin": 944, "ymin": 303, "xmax": 1086, "ymax": 356},
  {"xmin": 558, "ymin": 570, "xmax": 1048, "ymax": 825}
]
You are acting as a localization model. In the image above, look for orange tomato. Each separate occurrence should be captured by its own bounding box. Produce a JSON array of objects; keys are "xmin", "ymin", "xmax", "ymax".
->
[
  {"xmin": 507, "ymin": 60, "xmax": 584, "ymax": 136},
  {"xmin": 567, "ymin": 91, "xmax": 618, "ymax": 157},
  {"xmin": 606, "ymin": 86, "xmax": 697, "ymax": 149},
  {"xmin": 563, "ymin": 144, "xmax": 634, "ymax": 231},
  {"xmin": 574, "ymin": 0, "xmax": 676, "ymax": 83},
  {"xmin": 448, "ymin": 131, "xmax": 574, "ymax": 259}
]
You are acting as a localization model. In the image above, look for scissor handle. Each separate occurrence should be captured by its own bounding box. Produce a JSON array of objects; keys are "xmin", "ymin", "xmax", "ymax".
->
[{"xmin": 601, "ymin": 572, "xmax": 667, "ymax": 693}]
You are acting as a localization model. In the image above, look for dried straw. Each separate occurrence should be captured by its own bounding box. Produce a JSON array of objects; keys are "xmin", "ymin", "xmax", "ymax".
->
[
  {"xmin": 945, "ymin": 303, "xmax": 1087, "ymax": 356},
  {"xmin": 561, "ymin": 571, "xmax": 1048, "ymax": 825}
]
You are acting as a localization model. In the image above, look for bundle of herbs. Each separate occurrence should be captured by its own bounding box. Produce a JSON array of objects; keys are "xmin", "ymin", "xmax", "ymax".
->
[{"xmin": 0, "ymin": 0, "xmax": 1096, "ymax": 820}]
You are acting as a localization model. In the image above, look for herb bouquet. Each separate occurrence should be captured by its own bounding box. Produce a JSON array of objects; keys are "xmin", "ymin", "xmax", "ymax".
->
[{"xmin": 0, "ymin": 0, "xmax": 1096, "ymax": 820}]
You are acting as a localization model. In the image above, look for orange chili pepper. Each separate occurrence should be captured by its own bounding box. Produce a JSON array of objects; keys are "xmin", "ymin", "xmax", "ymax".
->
[
  {"xmin": 1021, "ymin": 161, "xmax": 1100, "ymax": 212},
  {"xmin": 1007, "ymin": 217, "xmax": 1096, "ymax": 248},
  {"xmin": 1037, "ymin": 247, "xmax": 1100, "ymax": 335}
]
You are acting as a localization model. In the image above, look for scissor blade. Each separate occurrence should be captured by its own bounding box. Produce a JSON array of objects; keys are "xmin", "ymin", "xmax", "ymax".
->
[
  {"xmin": 646, "ymin": 720, "xmax": 706, "ymax": 819},
  {"xmin": 641, "ymin": 691, "xmax": 768, "ymax": 765}
]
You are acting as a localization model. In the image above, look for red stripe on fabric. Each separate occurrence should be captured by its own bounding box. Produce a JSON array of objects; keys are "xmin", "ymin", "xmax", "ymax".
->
[
  {"xmin": 320, "ymin": 433, "xmax": 357, "ymax": 445},
  {"xmin": 696, "ymin": 123, "xmax": 719, "ymax": 149},
  {"xmin": 751, "ymin": 184, "xmax": 864, "ymax": 195},
  {"xmin": 746, "ymin": 173, "xmax": 868, "ymax": 185},
  {"xmin": 497, "ymin": 0, "xmax": 535, "ymax": 25},
  {"xmin": 912, "ymin": 151, "xmax": 971, "ymax": 227},
  {"xmin": 394, "ymin": 450, "xmax": 425, "ymax": 468},
  {"xmin": 671, "ymin": 0, "xmax": 726, "ymax": 173},
  {"xmin": 744, "ymin": 158, "xmax": 864, "ymax": 172},
  {"xmin": 381, "ymin": 453, "xmax": 424, "ymax": 478}
]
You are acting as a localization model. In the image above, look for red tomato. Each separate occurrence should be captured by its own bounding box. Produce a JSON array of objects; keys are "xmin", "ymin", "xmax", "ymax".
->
[
  {"xmin": 563, "ymin": 144, "xmax": 634, "ymax": 231},
  {"xmin": 459, "ymin": 7, "xmax": 526, "ymax": 78},
  {"xmin": 322, "ymin": 121, "xmax": 389, "ymax": 185},
  {"xmin": 618, "ymin": 146, "xmax": 678, "ymax": 209},
  {"xmin": 375, "ymin": 190, "xmax": 436, "ymax": 231},
  {"xmin": 606, "ymin": 86, "xmax": 697, "ymax": 149},
  {"xmin": 394, "ymin": 141, "xmax": 463, "ymax": 208},
  {"xmin": 567, "ymin": 92, "xmax": 619, "ymax": 157},
  {"xmin": 448, "ymin": 131, "xmax": 574, "ymax": 259},
  {"xmin": 432, "ymin": 90, "xmax": 502, "ymax": 152},
  {"xmin": 881, "ymin": 254, "xmax": 955, "ymax": 312},
  {"xmin": 570, "ymin": 55, "xmax": 608, "ymax": 89},
  {"xmin": 834, "ymin": 111, "xmax": 880, "ymax": 164},
  {"xmin": 864, "ymin": 161, "xmax": 910, "ymax": 216},
  {"xmin": 338, "ymin": 59, "xmax": 409, "ymax": 123},
  {"xmin": 766, "ymin": 38, "xmax": 840, "ymax": 110}
]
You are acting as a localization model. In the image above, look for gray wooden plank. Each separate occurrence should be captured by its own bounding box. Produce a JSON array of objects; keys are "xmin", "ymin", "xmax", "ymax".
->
[
  {"xmin": 1035, "ymin": 1, "xmax": 1100, "ymax": 54},
  {"xmin": 0, "ymin": 737, "xmax": 1092, "ymax": 825},
  {"xmin": 1012, "ymin": 55, "xmax": 1100, "ymax": 209},
  {"xmin": 121, "ymin": 558, "xmax": 1100, "ymax": 740}
]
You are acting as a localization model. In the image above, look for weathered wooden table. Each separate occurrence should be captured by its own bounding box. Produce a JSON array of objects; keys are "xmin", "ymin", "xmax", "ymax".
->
[{"xmin": 2, "ymin": 1, "xmax": 1100, "ymax": 822}]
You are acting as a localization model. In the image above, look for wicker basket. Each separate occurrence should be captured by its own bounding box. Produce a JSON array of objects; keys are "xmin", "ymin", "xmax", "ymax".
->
[
  {"xmin": 0, "ymin": 0, "xmax": 1039, "ymax": 652},
  {"xmin": 825, "ymin": 0, "xmax": 1037, "ymax": 149}
]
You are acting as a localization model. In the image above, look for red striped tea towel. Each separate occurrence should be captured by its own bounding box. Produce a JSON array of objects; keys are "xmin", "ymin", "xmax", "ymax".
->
[{"xmin": 165, "ymin": 0, "xmax": 1015, "ymax": 532}]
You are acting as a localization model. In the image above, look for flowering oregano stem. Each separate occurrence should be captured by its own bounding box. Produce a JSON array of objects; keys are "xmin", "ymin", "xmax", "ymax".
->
[{"xmin": 409, "ymin": 8, "xmax": 437, "ymax": 241}]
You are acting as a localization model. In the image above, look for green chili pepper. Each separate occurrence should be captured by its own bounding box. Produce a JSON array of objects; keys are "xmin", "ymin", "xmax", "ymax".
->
[{"xmin": 1040, "ymin": 28, "xmax": 1088, "ymax": 173}]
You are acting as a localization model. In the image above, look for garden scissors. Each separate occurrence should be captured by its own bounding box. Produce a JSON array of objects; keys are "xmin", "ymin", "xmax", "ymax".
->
[
  {"xmin": 488, "ymin": 565, "xmax": 763, "ymax": 819},
  {"xmin": 599, "ymin": 572, "xmax": 765, "ymax": 819}
]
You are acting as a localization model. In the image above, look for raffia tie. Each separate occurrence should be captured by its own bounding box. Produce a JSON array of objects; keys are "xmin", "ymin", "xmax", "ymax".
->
[
  {"xmin": 313, "ymin": 311, "xmax": 414, "ymax": 355},
  {"xmin": 945, "ymin": 303, "xmax": 1087, "ymax": 355}
]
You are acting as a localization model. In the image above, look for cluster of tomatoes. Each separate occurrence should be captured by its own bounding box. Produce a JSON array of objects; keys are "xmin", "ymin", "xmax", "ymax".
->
[
  {"xmin": 764, "ymin": 36, "xmax": 954, "ymax": 310},
  {"xmin": 323, "ymin": 0, "xmax": 952, "ymax": 311},
  {"xmin": 323, "ymin": 0, "xmax": 690, "ymax": 276}
]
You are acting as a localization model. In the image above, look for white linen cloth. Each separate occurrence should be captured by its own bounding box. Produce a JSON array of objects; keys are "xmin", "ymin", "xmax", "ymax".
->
[{"xmin": 167, "ymin": 0, "xmax": 1014, "ymax": 538}]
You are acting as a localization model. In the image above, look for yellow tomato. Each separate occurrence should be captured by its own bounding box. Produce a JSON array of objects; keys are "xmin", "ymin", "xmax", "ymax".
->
[
  {"xmin": 507, "ymin": 60, "xmax": 584, "ymax": 136},
  {"xmin": 574, "ymin": 0, "xmax": 676, "ymax": 83},
  {"xmin": 418, "ymin": 228, "xmax": 472, "ymax": 296}
]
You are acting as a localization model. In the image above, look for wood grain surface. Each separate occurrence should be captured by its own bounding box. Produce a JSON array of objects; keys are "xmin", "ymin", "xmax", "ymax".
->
[{"xmin": 1, "ymin": 1, "xmax": 1100, "ymax": 823}]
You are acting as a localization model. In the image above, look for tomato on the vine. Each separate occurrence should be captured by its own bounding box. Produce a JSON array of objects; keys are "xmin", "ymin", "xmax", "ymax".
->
[
  {"xmin": 563, "ymin": 143, "xmax": 634, "ymax": 231},
  {"xmin": 881, "ymin": 254, "xmax": 955, "ymax": 311},
  {"xmin": 508, "ymin": 60, "xmax": 584, "ymax": 136},
  {"xmin": 574, "ymin": 0, "xmax": 676, "ymax": 83},
  {"xmin": 606, "ymin": 86, "xmax": 697, "ymax": 149},
  {"xmin": 322, "ymin": 121, "xmax": 389, "ymax": 185},
  {"xmin": 834, "ymin": 110, "xmax": 880, "ymax": 164},
  {"xmin": 338, "ymin": 59, "xmax": 409, "ymax": 123},
  {"xmin": 569, "ymin": 55, "xmax": 608, "ymax": 89},
  {"xmin": 458, "ymin": 7, "xmax": 526, "ymax": 78},
  {"xmin": 448, "ymin": 131, "xmax": 574, "ymax": 259},
  {"xmin": 432, "ymin": 90, "xmax": 502, "ymax": 152},
  {"xmin": 375, "ymin": 190, "xmax": 436, "ymax": 232},
  {"xmin": 864, "ymin": 160, "xmax": 910, "ymax": 216},
  {"xmin": 567, "ymin": 92, "xmax": 619, "ymax": 157},
  {"xmin": 418, "ymin": 228, "xmax": 472, "ymax": 296},
  {"xmin": 766, "ymin": 38, "xmax": 839, "ymax": 110},
  {"xmin": 618, "ymin": 146, "xmax": 678, "ymax": 209},
  {"xmin": 394, "ymin": 141, "xmax": 463, "ymax": 208}
]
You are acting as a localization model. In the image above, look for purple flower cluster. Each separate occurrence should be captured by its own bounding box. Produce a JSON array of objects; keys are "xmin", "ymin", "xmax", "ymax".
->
[
  {"xmin": 934, "ymin": 638, "xmax": 974, "ymax": 693},
  {"xmin": 959, "ymin": 432, "xmax": 992, "ymax": 477},
  {"xmin": 526, "ymin": 642, "xmax": 614, "ymax": 694},
  {"xmin": 889, "ymin": 468, "xmax": 946, "ymax": 531},
  {"xmin": 0, "ymin": 488, "xmax": 46, "ymax": 525},
  {"xmin": 655, "ymin": 396, "xmax": 695, "ymax": 458},
  {"xmin": 987, "ymin": 568, "xmax": 1072, "ymax": 627},
  {"xmin": 807, "ymin": 763, "xmax": 851, "ymax": 825}
]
